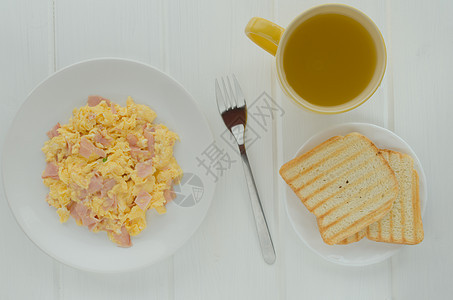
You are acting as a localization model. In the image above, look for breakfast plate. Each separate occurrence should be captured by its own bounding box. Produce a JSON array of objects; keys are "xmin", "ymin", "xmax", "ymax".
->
[
  {"xmin": 283, "ymin": 122, "xmax": 427, "ymax": 266},
  {"xmin": 2, "ymin": 58, "xmax": 216, "ymax": 273}
]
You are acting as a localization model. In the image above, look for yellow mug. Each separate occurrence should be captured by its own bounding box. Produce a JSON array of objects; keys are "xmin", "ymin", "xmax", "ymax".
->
[{"xmin": 245, "ymin": 4, "xmax": 386, "ymax": 114}]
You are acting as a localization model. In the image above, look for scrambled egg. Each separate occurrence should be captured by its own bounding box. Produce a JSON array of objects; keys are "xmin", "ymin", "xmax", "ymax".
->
[{"xmin": 41, "ymin": 96, "xmax": 182, "ymax": 247}]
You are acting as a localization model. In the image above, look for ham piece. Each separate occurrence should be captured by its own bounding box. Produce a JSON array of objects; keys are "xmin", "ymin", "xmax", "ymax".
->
[
  {"xmin": 79, "ymin": 136, "xmax": 106, "ymax": 159},
  {"xmin": 134, "ymin": 190, "xmax": 152, "ymax": 211},
  {"xmin": 88, "ymin": 173, "xmax": 104, "ymax": 194},
  {"xmin": 69, "ymin": 202, "xmax": 98, "ymax": 230},
  {"xmin": 94, "ymin": 131, "xmax": 111, "ymax": 146},
  {"xmin": 87, "ymin": 95, "xmax": 111, "ymax": 107},
  {"xmin": 101, "ymin": 178, "xmax": 117, "ymax": 198},
  {"xmin": 163, "ymin": 189, "xmax": 176, "ymax": 204},
  {"xmin": 143, "ymin": 129, "xmax": 155, "ymax": 156},
  {"xmin": 46, "ymin": 123, "xmax": 61, "ymax": 139},
  {"xmin": 42, "ymin": 162, "xmax": 59, "ymax": 180},
  {"xmin": 88, "ymin": 173, "xmax": 117, "ymax": 196},
  {"xmin": 130, "ymin": 147, "xmax": 150, "ymax": 160},
  {"xmin": 110, "ymin": 226, "xmax": 132, "ymax": 248},
  {"xmin": 136, "ymin": 160, "xmax": 153, "ymax": 178},
  {"xmin": 127, "ymin": 134, "xmax": 138, "ymax": 147}
]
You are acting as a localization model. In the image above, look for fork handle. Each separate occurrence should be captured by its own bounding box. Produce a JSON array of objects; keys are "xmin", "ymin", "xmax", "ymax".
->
[{"xmin": 240, "ymin": 151, "xmax": 276, "ymax": 264}]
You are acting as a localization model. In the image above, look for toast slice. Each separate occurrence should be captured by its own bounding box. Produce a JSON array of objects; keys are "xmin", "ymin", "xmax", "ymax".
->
[
  {"xmin": 336, "ymin": 229, "xmax": 366, "ymax": 245},
  {"xmin": 280, "ymin": 132, "xmax": 399, "ymax": 245},
  {"xmin": 367, "ymin": 150, "xmax": 424, "ymax": 244}
]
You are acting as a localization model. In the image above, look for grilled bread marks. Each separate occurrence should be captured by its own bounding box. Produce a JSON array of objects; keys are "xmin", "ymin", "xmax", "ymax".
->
[{"xmin": 280, "ymin": 133, "xmax": 398, "ymax": 245}]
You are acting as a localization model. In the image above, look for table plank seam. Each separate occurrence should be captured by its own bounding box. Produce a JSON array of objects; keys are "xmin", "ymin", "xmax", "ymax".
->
[{"xmin": 384, "ymin": 0, "xmax": 395, "ymax": 132}]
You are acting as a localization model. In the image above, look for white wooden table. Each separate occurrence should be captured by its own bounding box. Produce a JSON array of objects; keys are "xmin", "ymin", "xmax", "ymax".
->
[{"xmin": 1, "ymin": 0, "xmax": 452, "ymax": 299}]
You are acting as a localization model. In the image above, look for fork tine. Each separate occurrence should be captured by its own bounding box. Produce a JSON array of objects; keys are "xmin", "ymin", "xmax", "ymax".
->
[
  {"xmin": 226, "ymin": 76, "xmax": 237, "ymax": 108},
  {"xmin": 221, "ymin": 77, "xmax": 234, "ymax": 109},
  {"xmin": 215, "ymin": 79, "xmax": 226, "ymax": 114},
  {"xmin": 232, "ymin": 74, "xmax": 246, "ymax": 107}
]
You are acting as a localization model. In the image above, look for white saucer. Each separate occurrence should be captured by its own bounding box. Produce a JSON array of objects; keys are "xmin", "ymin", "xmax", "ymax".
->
[{"xmin": 283, "ymin": 122, "xmax": 427, "ymax": 266}]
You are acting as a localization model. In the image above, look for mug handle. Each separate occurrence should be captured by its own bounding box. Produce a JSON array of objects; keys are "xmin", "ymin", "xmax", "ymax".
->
[{"xmin": 245, "ymin": 17, "xmax": 285, "ymax": 56}]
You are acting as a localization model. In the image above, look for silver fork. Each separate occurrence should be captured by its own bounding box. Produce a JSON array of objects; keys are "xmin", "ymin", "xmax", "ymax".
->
[{"xmin": 215, "ymin": 75, "xmax": 276, "ymax": 265}]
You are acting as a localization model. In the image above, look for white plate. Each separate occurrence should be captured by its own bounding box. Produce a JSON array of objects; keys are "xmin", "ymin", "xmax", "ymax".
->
[
  {"xmin": 284, "ymin": 122, "xmax": 427, "ymax": 266},
  {"xmin": 2, "ymin": 58, "xmax": 216, "ymax": 273}
]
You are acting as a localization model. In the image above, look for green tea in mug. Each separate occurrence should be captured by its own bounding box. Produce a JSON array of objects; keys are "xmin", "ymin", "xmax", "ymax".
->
[{"xmin": 283, "ymin": 13, "xmax": 377, "ymax": 106}]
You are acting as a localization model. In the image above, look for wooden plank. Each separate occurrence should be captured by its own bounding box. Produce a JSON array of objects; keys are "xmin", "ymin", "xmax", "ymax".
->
[
  {"xmin": 55, "ymin": 0, "xmax": 164, "ymax": 69},
  {"xmin": 390, "ymin": 0, "xmax": 453, "ymax": 298},
  {"xmin": 166, "ymin": 0, "xmax": 280, "ymax": 299},
  {"xmin": 275, "ymin": 1, "xmax": 392, "ymax": 299},
  {"xmin": 59, "ymin": 260, "xmax": 171, "ymax": 300},
  {"xmin": 0, "ymin": 0, "xmax": 56, "ymax": 299},
  {"xmin": 54, "ymin": 1, "xmax": 171, "ymax": 299}
]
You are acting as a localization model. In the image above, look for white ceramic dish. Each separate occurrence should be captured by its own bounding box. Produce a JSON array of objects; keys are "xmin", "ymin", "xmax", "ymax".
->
[
  {"xmin": 283, "ymin": 122, "xmax": 427, "ymax": 266},
  {"xmin": 2, "ymin": 58, "xmax": 216, "ymax": 273}
]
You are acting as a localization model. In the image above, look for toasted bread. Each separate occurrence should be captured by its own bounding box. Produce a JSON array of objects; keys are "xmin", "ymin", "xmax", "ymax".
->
[
  {"xmin": 367, "ymin": 150, "xmax": 424, "ymax": 244},
  {"xmin": 280, "ymin": 133, "xmax": 399, "ymax": 245},
  {"xmin": 336, "ymin": 229, "xmax": 366, "ymax": 245}
]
